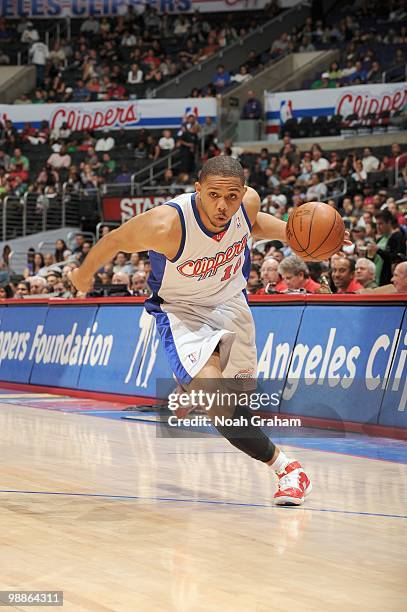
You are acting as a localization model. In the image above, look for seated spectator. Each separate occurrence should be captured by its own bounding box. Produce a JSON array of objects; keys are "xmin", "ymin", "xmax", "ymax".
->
[
  {"xmin": 47, "ymin": 146, "xmax": 71, "ymax": 170},
  {"xmin": 80, "ymin": 15, "xmax": 100, "ymax": 35},
  {"xmin": 130, "ymin": 271, "xmax": 149, "ymax": 296},
  {"xmin": 355, "ymin": 258, "xmax": 378, "ymax": 290},
  {"xmin": 305, "ymin": 173, "xmax": 327, "ymax": 201},
  {"xmin": 127, "ymin": 63, "xmax": 144, "ymax": 84},
  {"xmin": 15, "ymin": 280, "xmax": 30, "ymax": 298},
  {"xmin": 327, "ymin": 61, "xmax": 342, "ymax": 80},
  {"xmin": 50, "ymin": 122, "xmax": 71, "ymax": 143},
  {"xmin": 391, "ymin": 262, "xmax": 407, "ymax": 293},
  {"xmin": 28, "ymin": 276, "xmax": 47, "ymax": 295},
  {"xmin": 299, "ymin": 35, "xmax": 315, "ymax": 52},
  {"xmin": 113, "ymin": 251, "xmax": 129, "ymax": 273},
  {"xmin": 45, "ymin": 269, "xmax": 62, "ymax": 290},
  {"xmin": 212, "ymin": 65, "xmax": 231, "ymax": 92},
  {"xmin": 362, "ymin": 147, "xmax": 380, "ymax": 173},
  {"xmin": 257, "ymin": 257, "xmax": 287, "ymax": 293},
  {"xmin": 21, "ymin": 23, "xmax": 39, "ymax": 44},
  {"xmin": 231, "ymin": 65, "xmax": 252, "ymax": 84},
  {"xmin": 331, "ymin": 257, "xmax": 363, "ymax": 293},
  {"xmin": 368, "ymin": 210, "xmax": 407, "ymax": 285},
  {"xmin": 247, "ymin": 263, "xmax": 262, "ymax": 294},
  {"xmin": 351, "ymin": 159, "xmax": 367, "ymax": 185},
  {"xmin": 270, "ymin": 32, "xmax": 290, "ymax": 57},
  {"xmin": 311, "ymin": 145, "xmax": 329, "ymax": 173},
  {"xmin": 95, "ymin": 130, "xmax": 115, "ymax": 152},
  {"xmin": 158, "ymin": 130, "xmax": 175, "ymax": 153},
  {"xmin": 51, "ymin": 278, "xmax": 73, "ymax": 298},
  {"xmin": 123, "ymin": 253, "xmax": 141, "ymax": 276},
  {"xmin": 241, "ymin": 90, "xmax": 262, "ymax": 120},
  {"xmin": 98, "ymin": 152, "xmax": 116, "ymax": 177},
  {"xmin": 55, "ymin": 239, "xmax": 68, "ymax": 263},
  {"xmin": 115, "ymin": 164, "xmax": 132, "ymax": 184},
  {"xmin": 36, "ymin": 164, "xmax": 59, "ymax": 187},
  {"xmin": 77, "ymin": 242, "xmax": 92, "ymax": 263},
  {"xmin": 278, "ymin": 256, "xmax": 321, "ymax": 293},
  {"xmin": 366, "ymin": 60, "xmax": 382, "ymax": 83},
  {"xmin": 10, "ymin": 148, "xmax": 30, "ymax": 172},
  {"xmin": 73, "ymin": 79, "xmax": 91, "ymax": 102},
  {"xmin": 311, "ymin": 72, "xmax": 336, "ymax": 89},
  {"xmin": 0, "ymin": 284, "xmax": 14, "ymax": 299}
]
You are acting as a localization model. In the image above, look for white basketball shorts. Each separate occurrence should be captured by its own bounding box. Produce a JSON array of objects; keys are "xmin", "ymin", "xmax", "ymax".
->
[{"xmin": 145, "ymin": 291, "xmax": 257, "ymax": 384}]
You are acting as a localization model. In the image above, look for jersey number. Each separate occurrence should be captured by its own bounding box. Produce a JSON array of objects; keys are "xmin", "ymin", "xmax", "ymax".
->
[{"xmin": 220, "ymin": 257, "xmax": 242, "ymax": 282}]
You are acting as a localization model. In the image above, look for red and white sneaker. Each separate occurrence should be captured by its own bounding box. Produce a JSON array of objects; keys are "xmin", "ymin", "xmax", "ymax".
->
[{"xmin": 273, "ymin": 460, "xmax": 312, "ymax": 506}]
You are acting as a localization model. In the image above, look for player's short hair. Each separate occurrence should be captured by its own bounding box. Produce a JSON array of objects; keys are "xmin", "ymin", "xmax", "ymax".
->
[{"xmin": 199, "ymin": 156, "xmax": 245, "ymax": 185}]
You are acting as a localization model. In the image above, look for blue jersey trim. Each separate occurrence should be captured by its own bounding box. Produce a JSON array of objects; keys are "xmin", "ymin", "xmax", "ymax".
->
[
  {"xmin": 191, "ymin": 192, "xmax": 232, "ymax": 238},
  {"xmin": 144, "ymin": 298, "xmax": 192, "ymax": 385},
  {"xmin": 164, "ymin": 202, "xmax": 186, "ymax": 263},
  {"xmin": 242, "ymin": 244, "xmax": 251, "ymax": 282},
  {"xmin": 240, "ymin": 203, "xmax": 252, "ymax": 232},
  {"xmin": 147, "ymin": 251, "xmax": 166, "ymax": 295}
]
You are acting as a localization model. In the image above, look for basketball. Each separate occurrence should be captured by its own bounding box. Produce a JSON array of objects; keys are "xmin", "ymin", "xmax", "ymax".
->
[{"xmin": 286, "ymin": 202, "xmax": 345, "ymax": 261}]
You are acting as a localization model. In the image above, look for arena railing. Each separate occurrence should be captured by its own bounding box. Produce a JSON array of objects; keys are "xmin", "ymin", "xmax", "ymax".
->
[
  {"xmin": 130, "ymin": 149, "xmax": 183, "ymax": 196},
  {"xmin": 0, "ymin": 190, "xmax": 83, "ymax": 242},
  {"xmin": 322, "ymin": 177, "xmax": 348, "ymax": 205},
  {"xmin": 148, "ymin": 2, "xmax": 311, "ymax": 99}
]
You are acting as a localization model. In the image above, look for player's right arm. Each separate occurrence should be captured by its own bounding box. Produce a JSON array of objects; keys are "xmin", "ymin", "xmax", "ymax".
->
[{"xmin": 70, "ymin": 205, "xmax": 181, "ymax": 293}]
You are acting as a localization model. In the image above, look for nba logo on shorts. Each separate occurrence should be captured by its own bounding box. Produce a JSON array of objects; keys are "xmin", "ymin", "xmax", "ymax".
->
[{"xmin": 188, "ymin": 351, "xmax": 199, "ymax": 364}]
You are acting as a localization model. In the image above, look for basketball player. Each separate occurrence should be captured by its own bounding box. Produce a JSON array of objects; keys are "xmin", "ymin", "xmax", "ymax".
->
[{"xmin": 71, "ymin": 157, "xmax": 340, "ymax": 505}]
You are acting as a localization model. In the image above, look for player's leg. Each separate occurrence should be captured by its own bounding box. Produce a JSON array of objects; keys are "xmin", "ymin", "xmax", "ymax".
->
[{"xmin": 183, "ymin": 349, "xmax": 311, "ymax": 506}]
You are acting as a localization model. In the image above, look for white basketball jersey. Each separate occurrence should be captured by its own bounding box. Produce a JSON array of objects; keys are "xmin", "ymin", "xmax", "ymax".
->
[{"xmin": 148, "ymin": 192, "xmax": 252, "ymax": 306}]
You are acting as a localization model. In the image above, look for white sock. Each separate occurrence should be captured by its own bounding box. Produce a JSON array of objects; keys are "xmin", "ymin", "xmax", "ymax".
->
[{"xmin": 270, "ymin": 450, "xmax": 291, "ymax": 473}]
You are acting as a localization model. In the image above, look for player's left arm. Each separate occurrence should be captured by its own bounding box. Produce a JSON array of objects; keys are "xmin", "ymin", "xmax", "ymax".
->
[{"xmin": 243, "ymin": 187, "xmax": 287, "ymax": 242}]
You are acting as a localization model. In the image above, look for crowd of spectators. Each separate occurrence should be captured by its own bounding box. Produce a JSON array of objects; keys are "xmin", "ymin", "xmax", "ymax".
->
[
  {"xmin": 0, "ymin": 111, "xmax": 208, "ymax": 198},
  {"xmin": 8, "ymin": 1, "xmax": 281, "ymax": 105},
  {"xmin": 1, "ymin": 152, "xmax": 406, "ymax": 300},
  {"xmin": 6, "ymin": 1, "xmax": 404, "ymax": 107}
]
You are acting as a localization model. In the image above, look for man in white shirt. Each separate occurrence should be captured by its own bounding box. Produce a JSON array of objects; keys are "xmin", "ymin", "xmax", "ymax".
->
[
  {"xmin": 158, "ymin": 130, "xmax": 175, "ymax": 152},
  {"xmin": 80, "ymin": 16, "xmax": 100, "ymax": 35},
  {"xmin": 311, "ymin": 147, "xmax": 329, "ymax": 173},
  {"xmin": 47, "ymin": 146, "xmax": 71, "ymax": 170},
  {"xmin": 95, "ymin": 130, "xmax": 115, "ymax": 152},
  {"xmin": 361, "ymin": 147, "xmax": 380, "ymax": 173},
  {"xmin": 29, "ymin": 40, "xmax": 49, "ymax": 86},
  {"xmin": 21, "ymin": 24, "xmax": 39, "ymax": 44}
]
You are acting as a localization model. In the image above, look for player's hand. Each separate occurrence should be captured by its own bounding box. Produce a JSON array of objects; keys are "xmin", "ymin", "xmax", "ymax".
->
[{"xmin": 68, "ymin": 269, "xmax": 94, "ymax": 294}]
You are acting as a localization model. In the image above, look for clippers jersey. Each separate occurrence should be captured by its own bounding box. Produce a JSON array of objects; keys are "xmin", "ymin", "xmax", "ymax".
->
[{"xmin": 147, "ymin": 192, "xmax": 252, "ymax": 306}]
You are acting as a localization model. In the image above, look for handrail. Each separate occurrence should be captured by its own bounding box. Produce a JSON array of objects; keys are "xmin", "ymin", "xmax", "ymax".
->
[
  {"xmin": 130, "ymin": 149, "xmax": 181, "ymax": 195},
  {"xmin": 322, "ymin": 177, "xmax": 347, "ymax": 204}
]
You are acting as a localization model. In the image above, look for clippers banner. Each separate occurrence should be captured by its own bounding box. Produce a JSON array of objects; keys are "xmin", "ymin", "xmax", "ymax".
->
[
  {"xmin": 0, "ymin": 98, "xmax": 217, "ymax": 131},
  {"xmin": 265, "ymin": 82, "xmax": 407, "ymax": 140}
]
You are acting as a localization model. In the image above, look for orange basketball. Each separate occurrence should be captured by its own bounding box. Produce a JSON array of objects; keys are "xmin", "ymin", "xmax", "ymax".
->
[{"xmin": 286, "ymin": 202, "xmax": 345, "ymax": 261}]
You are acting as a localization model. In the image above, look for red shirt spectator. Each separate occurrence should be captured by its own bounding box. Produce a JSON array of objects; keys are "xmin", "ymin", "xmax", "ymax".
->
[{"xmin": 336, "ymin": 277, "xmax": 363, "ymax": 293}]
